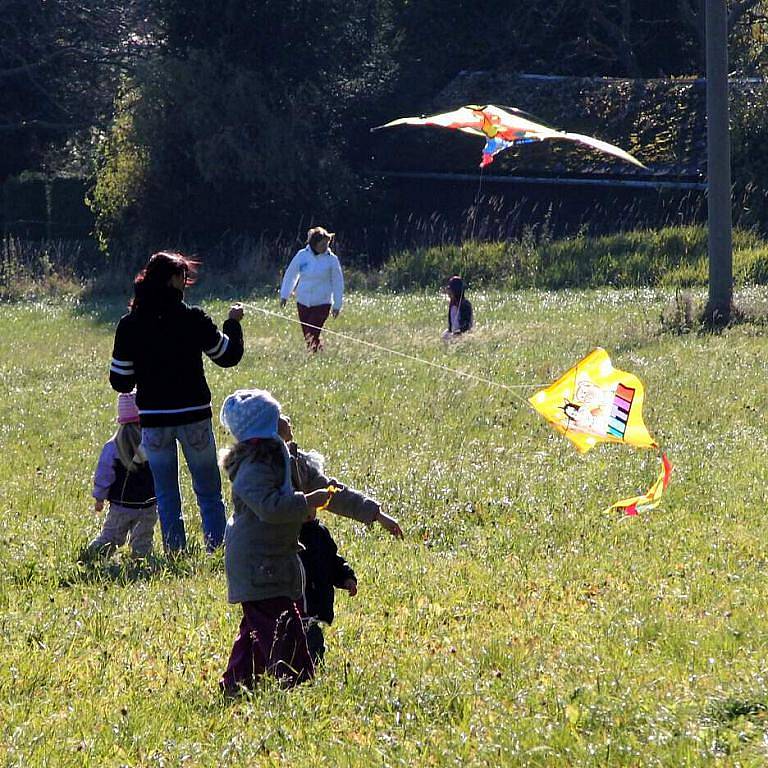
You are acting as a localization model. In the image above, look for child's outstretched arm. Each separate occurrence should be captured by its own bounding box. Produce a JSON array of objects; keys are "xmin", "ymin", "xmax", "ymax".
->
[
  {"xmin": 374, "ymin": 508, "xmax": 404, "ymax": 539},
  {"xmin": 293, "ymin": 446, "xmax": 403, "ymax": 536},
  {"xmin": 326, "ymin": 489, "xmax": 403, "ymax": 539}
]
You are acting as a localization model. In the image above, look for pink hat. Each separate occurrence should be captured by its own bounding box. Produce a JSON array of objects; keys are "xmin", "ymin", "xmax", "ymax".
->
[{"xmin": 117, "ymin": 392, "xmax": 140, "ymax": 424}]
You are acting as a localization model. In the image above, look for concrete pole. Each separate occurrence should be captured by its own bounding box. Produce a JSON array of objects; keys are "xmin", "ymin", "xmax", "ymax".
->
[{"xmin": 705, "ymin": 0, "xmax": 733, "ymax": 324}]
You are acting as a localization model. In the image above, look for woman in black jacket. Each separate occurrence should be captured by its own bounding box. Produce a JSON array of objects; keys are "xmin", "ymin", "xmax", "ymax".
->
[{"xmin": 110, "ymin": 251, "xmax": 245, "ymax": 552}]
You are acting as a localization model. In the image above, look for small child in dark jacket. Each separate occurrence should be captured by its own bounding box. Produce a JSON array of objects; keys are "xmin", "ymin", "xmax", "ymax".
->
[
  {"xmin": 298, "ymin": 518, "xmax": 358, "ymax": 663},
  {"xmin": 279, "ymin": 415, "xmax": 403, "ymax": 663},
  {"xmin": 280, "ymin": 417, "xmax": 402, "ymax": 665},
  {"xmin": 84, "ymin": 392, "xmax": 157, "ymax": 559},
  {"xmin": 442, "ymin": 275, "xmax": 474, "ymax": 340}
]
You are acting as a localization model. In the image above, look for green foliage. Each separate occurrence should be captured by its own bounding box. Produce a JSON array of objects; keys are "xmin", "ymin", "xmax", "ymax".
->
[
  {"xmin": 3, "ymin": 288, "xmax": 768, "ymax": 764},
  {"xmin": 731, "ymin": 83, "xmax": 768, "ymax": 231},
  {"xmin": 381, "ymin": 225, "xmax": 768, "ymax": 290},
  {"xmin": 88, "ymin": 84, "xmax": 150, "ymax": 253},
  {"xmin": 88, "ymin": 1, "xmax": 400, "ymax": 253}
]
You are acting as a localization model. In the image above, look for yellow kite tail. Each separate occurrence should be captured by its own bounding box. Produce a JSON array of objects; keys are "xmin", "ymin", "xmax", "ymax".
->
[{"xmin": 604, "ymin": 453, "xmax": 673, "ymax": 516}]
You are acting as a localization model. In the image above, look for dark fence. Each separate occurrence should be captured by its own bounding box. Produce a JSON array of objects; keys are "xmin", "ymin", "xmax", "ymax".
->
[
  {"xmin": 0, "ymin": 170, "xmax": 710, "ymax": 270},
  {"xmin": 1, "ymin": 175, "xmax": 94, "ymax": 239},
  {"xmin": 362, "ymin": 173, "xmax": 707, "ymax": 259}
]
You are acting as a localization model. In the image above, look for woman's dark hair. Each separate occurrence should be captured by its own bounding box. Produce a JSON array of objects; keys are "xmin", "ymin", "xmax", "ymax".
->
[
  {"xmin": 306, "ymin": 226, "xmax": 334, "ymax": 252},
  {"xmin": 130, "ymin": 251, "xmax": 199, "ymax": 309},
  {"xmin": 447, "ymin": 275, "xmax": 465, "ymax": 304}
]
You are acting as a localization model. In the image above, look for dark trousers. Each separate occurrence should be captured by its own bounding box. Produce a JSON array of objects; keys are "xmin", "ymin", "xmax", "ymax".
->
[
  {"xmin": 305, "ymin": 622, "xmax": 326, "ymax": 665},
  {"xmin": 296, "ymin": 303, "xmax": 331, "ymax": 351},
  {"xmin": 220, "ymin": 597, "xmax": 314, "ymax": 692}
]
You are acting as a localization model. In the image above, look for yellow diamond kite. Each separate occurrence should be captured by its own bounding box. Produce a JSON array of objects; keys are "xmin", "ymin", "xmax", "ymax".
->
[{"xmin": 529, "ymin": 348, "xmax": 658, "ymax": 454}]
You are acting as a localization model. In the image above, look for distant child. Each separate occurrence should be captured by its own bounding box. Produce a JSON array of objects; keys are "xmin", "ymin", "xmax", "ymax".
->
[
  {"xmin": 218, "ymin": 389, "xmax": 402, "ymax": 693},
  {"xmin": 442, "ymin": 275, "xmax": 474, "ymax": 340},
  {"xmin": 84, "ymin": 392, "xmax": 157, "ymax": 559}
]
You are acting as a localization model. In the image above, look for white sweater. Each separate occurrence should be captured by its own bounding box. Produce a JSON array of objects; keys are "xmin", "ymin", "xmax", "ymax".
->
[{"xmin": 279, "ymin": 246, "xmax": 344, "ymax": 310}]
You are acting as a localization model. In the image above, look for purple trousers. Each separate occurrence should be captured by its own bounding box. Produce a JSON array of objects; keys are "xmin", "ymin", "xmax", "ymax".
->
[
  {"xmin": 220, "ymin": 597, "xmax": 314, "ymax": 692},
  {"xmin": 296, "ymin": 303, "xmax": 331, "ymax": 351}
]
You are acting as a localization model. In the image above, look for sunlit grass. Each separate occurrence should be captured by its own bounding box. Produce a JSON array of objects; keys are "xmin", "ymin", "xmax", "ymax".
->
[{"xmin": 1, "ymin": 288, "xmax": 767, "ymax": 766}]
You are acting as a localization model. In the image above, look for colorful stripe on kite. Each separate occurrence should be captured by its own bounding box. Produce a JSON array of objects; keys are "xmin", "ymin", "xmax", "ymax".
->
[{"xmin": 607, "ymin": 383, "xmax": 635, "ymax": 439}]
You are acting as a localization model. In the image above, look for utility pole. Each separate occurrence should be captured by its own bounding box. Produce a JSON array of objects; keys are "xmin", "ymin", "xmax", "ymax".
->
[{"xmin": 705, "ymin": 0, "xmax": 733, "ymax": 325}]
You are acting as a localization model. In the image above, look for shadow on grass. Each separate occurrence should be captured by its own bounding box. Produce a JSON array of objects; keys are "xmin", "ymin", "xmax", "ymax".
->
[
  {"xmin": 55, "ymin": 546, "xmax": 224, "ymax": 589},
  {"xmin": 704, "ymin": 697, "xmax": 768, "ymax": 725}
]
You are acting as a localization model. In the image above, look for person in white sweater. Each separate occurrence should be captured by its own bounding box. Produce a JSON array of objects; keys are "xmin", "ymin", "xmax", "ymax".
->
[{"xmin": 279, "ymin": 227, "xmax": 344, "ymax": 351}]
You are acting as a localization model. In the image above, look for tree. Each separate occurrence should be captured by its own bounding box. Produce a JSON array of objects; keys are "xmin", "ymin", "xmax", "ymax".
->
[
  {"xmin": 90, "ymin": 0, "xmax": 401, "ymax": 252},
  {"xmin": 0, "ymin": 0, "xmax": 156, "ymax": 179}
]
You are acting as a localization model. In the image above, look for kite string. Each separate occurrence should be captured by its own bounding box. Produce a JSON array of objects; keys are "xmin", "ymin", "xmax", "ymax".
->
[
  {"xmin": 469, "ymin": 163, "xmax": 485, "ymax": 242},
  {"xmin": 243, "ymin": 303, "xmax": 539, "ymax": 406}
]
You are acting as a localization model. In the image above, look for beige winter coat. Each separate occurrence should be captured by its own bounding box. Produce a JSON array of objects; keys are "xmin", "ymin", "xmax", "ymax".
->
[{"xmin": 223, "ymin": 441, "xmax": 378, "ymax": 604}]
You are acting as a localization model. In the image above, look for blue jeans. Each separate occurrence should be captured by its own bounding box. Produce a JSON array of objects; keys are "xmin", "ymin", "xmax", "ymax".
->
[{"xmin": 141, "ymin": 419, "xmax": 226, "ymax": 552}]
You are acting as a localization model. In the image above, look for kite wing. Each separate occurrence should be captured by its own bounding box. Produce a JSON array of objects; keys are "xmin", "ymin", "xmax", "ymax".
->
[
  {"xmin": 373, "ymin": 106, "xmax": 487, "ymax": 134},
  {"xmin": 558, "ymin": 132, "xmax": 646, "ymax": 169},
  {"xmin": 605, "ymin": 453, "xmax": 673, "ymax": 516},
  {"xmin": 373, "ymin": 104, "xmax": 645, "ymax": 169},
  {"xmin": 528, "ymin": 348, "xmax": 658, "ymax": 454}
]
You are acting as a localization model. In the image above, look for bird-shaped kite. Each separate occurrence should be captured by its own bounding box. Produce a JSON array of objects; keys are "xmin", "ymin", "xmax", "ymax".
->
[{"xmin": 373, "ymin": 104, "xmax": 645, "ymax": 169}]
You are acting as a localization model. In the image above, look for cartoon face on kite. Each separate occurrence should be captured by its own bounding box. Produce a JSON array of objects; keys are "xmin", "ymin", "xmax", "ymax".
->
[
  {"xmin": 574, "ymin": 379, "xmax": 611, "ymax": 406},
  {"xmin": 529, "ymin": 348, "xmax": 657, "ymax": 453},
  {"xmin": 557, "ymin": 376, "xmax": 617, "ymax": 437}
]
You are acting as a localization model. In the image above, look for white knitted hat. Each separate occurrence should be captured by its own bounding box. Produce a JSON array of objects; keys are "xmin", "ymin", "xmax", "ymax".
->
[
  {"xmin": 220, "ymin": 389, "xmax": 292, "ymax": 492},
  {"xmin": 220, "ymin": 389, "xmax": 282, "ymax": 442}
]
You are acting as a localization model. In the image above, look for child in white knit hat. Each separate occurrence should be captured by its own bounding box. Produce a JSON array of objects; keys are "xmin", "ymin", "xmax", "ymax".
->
[
  {"xmin": 82, "ymin": 392, "xmax": 157, "ymax": 560},
  {"xmin": 218, "ymin": 388, "xmax": 402, "ymax": 693}
]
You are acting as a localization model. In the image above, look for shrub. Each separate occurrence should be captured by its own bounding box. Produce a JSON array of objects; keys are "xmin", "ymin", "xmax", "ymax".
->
[{"xmin": 380, "ymin": 225, "xmax": 768, "ymax": 290}]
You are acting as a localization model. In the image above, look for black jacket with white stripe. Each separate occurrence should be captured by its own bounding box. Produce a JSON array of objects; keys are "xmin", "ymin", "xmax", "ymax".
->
[{"xmin": 110, "ymin": 286, "xmax": 244, "ymax": 427}]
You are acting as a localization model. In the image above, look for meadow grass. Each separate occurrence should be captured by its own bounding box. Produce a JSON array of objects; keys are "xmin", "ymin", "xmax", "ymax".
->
[{"xmin": 1, "ymin": 287, "xmax": 768, "ymax": 766}]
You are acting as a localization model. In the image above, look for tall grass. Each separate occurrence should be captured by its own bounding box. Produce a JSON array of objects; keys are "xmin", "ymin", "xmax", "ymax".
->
[
  {"xmin": 0, "ymin": 236, "xmax": 91, "ymax": 299},
  {"xmin": 7, "ymin": 225, "xmax": 768, "ymax": 304},
  {"xmin": 380, "ymin": 225, "xmax": 768, "ymax": 290},
  {"xmin": 2, "ymin": 288, "xmax": 768, "ymax": 765}
]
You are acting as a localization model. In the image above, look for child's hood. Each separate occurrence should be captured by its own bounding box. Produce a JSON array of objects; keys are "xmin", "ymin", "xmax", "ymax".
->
[
  {"xmin": 221, "ymin": 440, "xmax": 293, "ymax": 494},
  {"xmin": 219, "ymin": 442, "xmax": 258, "ymax": 480}
]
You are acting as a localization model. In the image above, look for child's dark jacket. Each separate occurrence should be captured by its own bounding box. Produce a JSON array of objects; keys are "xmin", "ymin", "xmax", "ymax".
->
[
  {"xmin": 92, "ymin": 439, "xmax": 156, "ymax": 508},
  {"xmin": 299, "ymin": 520, "xmax": 355, "ymax": 624},
  {"xmin": 447, "ymin": 298, "xmax": 473, "ymax": 334},
  {"xmin": 289, "ymin": 442, "xmax": 363, "ymax": 624}
]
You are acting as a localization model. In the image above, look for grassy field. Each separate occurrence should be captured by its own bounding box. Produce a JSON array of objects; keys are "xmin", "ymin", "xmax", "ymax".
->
[{"xmin": 1, "ymin": 286, "xmax": 768, "ymax": 766}]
